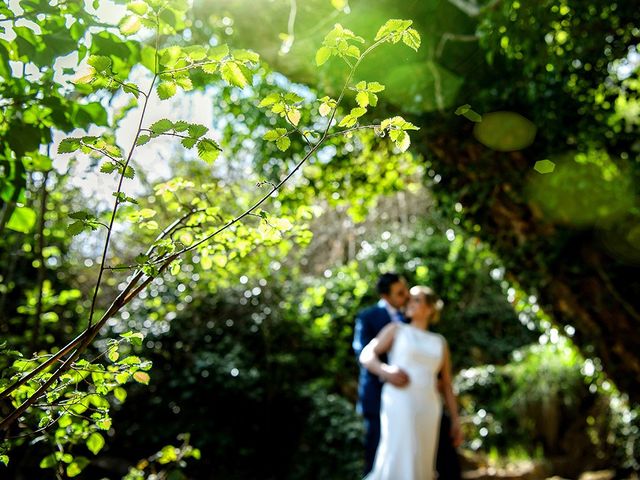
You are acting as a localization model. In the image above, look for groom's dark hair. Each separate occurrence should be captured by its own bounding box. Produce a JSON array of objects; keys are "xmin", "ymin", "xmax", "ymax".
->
[{"xmin": 376, "ymin": 272, "xmax": 401, "ymax": 296}]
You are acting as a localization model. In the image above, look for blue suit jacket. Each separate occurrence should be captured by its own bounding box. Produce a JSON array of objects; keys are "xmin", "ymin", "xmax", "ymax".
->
[{"xmin": 353, "ymin": 304, "xmax": 395, "ymax": 416}]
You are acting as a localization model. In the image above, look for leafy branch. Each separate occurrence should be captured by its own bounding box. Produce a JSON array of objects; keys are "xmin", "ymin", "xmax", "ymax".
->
[{"xmin": 0, "ymin": 16, "xmax": 421, "ymax": 441}]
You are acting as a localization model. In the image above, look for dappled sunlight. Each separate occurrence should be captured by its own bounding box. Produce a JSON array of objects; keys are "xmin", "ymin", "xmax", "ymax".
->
[
  {"xmin": 472, "ymin": 111, "xmax": 537, "ymax": 151},
  {"xmin": 1, "ymin": 0, "xmax": 639, "ymax": 478},
  {"xmin": 525, "ymin": 151, "xmax": 635, "ymax": 229}
]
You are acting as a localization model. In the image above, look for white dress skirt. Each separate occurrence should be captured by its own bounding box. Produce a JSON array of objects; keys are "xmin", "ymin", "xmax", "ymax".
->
[{"xmin": 366, "ymin": 324, "xmax": 444, "ymax": 480}]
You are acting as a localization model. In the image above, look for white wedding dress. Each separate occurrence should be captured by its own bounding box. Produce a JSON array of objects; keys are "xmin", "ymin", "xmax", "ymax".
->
[{"xmin": 366, "ymin": 324, "xmax": 444, "ymax": 480}]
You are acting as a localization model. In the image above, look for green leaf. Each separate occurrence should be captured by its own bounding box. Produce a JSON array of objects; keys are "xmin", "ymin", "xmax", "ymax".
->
[
  {"xmin": 100, "ymin": 162, "xmax": 118, "ymax": 174},
  {"xmin": 127, "ymin": 1, "xmax": 148, "ymax": 15},
  {"xmin": 136, "ymin": 134, "xmax": 151, "ymax": 146},
  {"xmin": 87, "ymin": 432, "xmax": 105, "ymax": 455},
  {"xmin": 200, "ymin": 63, "xmax": 219, "ymax": 74},
  {"xmin": 208, "ymin": 44, "xmax": 229, "ymax": 61},
  {"xmin": 175, "ymin": 75, "xmax": 193, "ymax": 91},
  {"xmin": 73, "ymin": 66, "xmax": 95, "ymax": 84},
  {"xmin": 456, "ymin": 104, "xmax": 482, "ymax": 122},
  {"xmin": 69, "ymin": 211, "xmax": 90, "ymax": 220},
  {"xmin": 463, "ymin": 110, "xmax": 482, "ymax": 122},
  {"xmin": 67, "ymin": 457, "xmax": 89, "ymax": 477},
  {"xmin": 133, "ymin": 371, "xmax": 150, "ymax": 385},
  {"xmin": 367, "ymin": 81, "xmax": 385, "ymax": 93},
  {"xmin": 59, "ymin": 415, "xmax": 73, "ymax": 428},
  {"xmin": 108, "ymin": 348, "xmax": 119, "ymax": 362},
  {"xmin": 38, "ymin": 414, "xmax": 52, "ymax": 428},
  {"xmin": 140, "ymin": 45, "xmax": 156, "ymax": 72},
  {"xmin": 355, "ymin": 91, "xmax": 369, "ymax": 108},
  {"xmin": 150, "ymin": 119, "xmax": 174, "ymax": 134},
  {"xmin": 121, "ymin": 331, "xmax": 144, "ymax": 346},
  {"xmin": 1, "ymin": 455, "xmax": 9, "ymax": 466},
  {"xmin": 263, "ymin": 128, "xmax": 287, "ymax": 141},
  {"xmin": 393, "ymin": 130, "xmax": 411, "ymax": 152},
  {"xmin": 40, "ymin": 454, "xmax": 57, "ymax": 469},
  {"xmin": 455, "ymin": 104, "xmax": 471, "ymax": 115},
  {"xmin": 284, "ymin": 92, "xmax": 303, "ymax": 104},
  {"xmin": 197, "ymin": 139, "xmax": 221, "ymax": 163},
  {"xmin": 233, "ymin": 49, "xmax": 259, "ymax": 63},
  {"xmin": 135, "ymin": 253, "xmax": 149, "ymax": 264},
  {"xmin": 119, "ymin": 15, "xmax": 142, "ymax": 35},
  {"xmin": 338, "ymin": 115, "xmax": 357, "ymax": 128},
  {"xmin": 95, "ymin": 417, "xmax": 112, "ymax": 430},
  {"xmin": 275, "ymin": 136, "xmax": 291, "ymax": 152},
  {"xmin": 124, "ymin": 166, "xmax": 135, "ymax": 179},
  {"xmin": 185, "ymin": 45, "xmax": 207, "ymax": 61},
  {"xmin": 87, "ymin": 393, "xmax": 110, "ymax": 409},
  {"xmin": 259, "ymin": 93, "xmax": 280, "ymax": 108},
  {"xmin": 6, "ymin": 206, "xmax": 36, "ymax": 234},
  {"xmin": 114, "ymin": 387, "xmax": 127, "ymax": 403},
  {"xmin": 402, "ymin": 28, "xmax": 421, "ymax": 51},
  {"xmin": 187, "ymin": 124, "xmax": 208, "ymax": 138},
  {"xmin": 158, "ymin": 445, "xmax": 178, "ymax": 464},
  {"xmin": 68, "ymin": 221, "xmax": 85, "ymax": 236},
  {"xmin": 318, "ymin": 103, "xmax": 331, "ymax": 117},
  {"xmin": 40, "ymin": 451, "xmax": 72, "ymax": 468},
  {"xmin": 87, "ymin": 55, "xmax": 111, "ymax": 73},
  {"xmin": 381, "ymin": 116, "xmax": 419, "ymax": 131},
  {"xmin": 201, "ymin": 62, "xmax": 218, "ymax": 74},
  {"xmin": 157, "ymin": 81, "xmax": 177, "ymax": 99},
  {"xmin": 105, "ymin": 144, "xmax": 123, "ymax": 158},
  {"xmin": 286, "ymin": 109, "xmax": 301, "ymax": 126},
  {"xmin": 220, "ymin": 61, "xmax": 248, "ymax": 88},
  {"xmin": 170, "ymin": 259, "xmax": 182, "ymax": 275},
  {"xmin": 58, "ymin": 138, "xmax": 82, "ymax": 154},
  {"xmin": 113, "ymin": 192, "xmax": 137, "ymax": 204},
  {"xmin": 345, "ymin": 44, "xmax": 360, "ymax": 58},
  {"xmin": 351, "ymin": 107, "xmax": 366, "ymax": 118},
  {"xmin": 181, "ymin": 137, "xmax": 198, "ymax": 148},
  {"xmin": 375, "ymin": 19, "xmax": 413, "ymax": 41},
  {"xmin": 315, "ymin": 46, "xmax": 332, "ymax": 66},
  {"xmin": 173, "ymin": 121, "xmax": 189, "ymax": 132}
]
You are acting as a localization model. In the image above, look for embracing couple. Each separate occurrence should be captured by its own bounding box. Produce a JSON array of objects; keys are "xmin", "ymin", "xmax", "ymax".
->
[{"xmin": 353, "ymin": 273, "xmax": 463, "ymax": 480}]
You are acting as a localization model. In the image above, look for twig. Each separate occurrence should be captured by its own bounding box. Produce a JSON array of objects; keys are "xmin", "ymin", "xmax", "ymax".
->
[{"xmin": 86, "ymin": 71, "xmax": 158, "ymax": 329}]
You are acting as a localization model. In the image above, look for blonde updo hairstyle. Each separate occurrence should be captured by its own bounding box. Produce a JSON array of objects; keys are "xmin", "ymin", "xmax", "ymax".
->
[{"xmin": 409, "ymin": 285, "xmax": 444, "ymax": 324}]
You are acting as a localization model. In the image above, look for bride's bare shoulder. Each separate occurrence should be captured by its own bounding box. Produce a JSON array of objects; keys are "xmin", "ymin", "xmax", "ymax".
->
[{"xmin": 378, "ymin": 321, "xmax": 401, "ymax": 338}]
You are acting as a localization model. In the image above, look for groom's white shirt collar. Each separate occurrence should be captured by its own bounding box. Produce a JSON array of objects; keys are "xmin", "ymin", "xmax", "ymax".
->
[{"xmin": 378, "ymin": 299, "xmax": 402, "ymax": 322}]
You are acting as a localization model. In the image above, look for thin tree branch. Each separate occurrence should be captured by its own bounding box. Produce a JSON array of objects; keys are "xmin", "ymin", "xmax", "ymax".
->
[
  {"xmin": 86, "ymin": 72, "xmax": 158, "ymax": 329},
  {"xmin": 0, "ymin": 206, "xmax": 199, "ymax": 404}
]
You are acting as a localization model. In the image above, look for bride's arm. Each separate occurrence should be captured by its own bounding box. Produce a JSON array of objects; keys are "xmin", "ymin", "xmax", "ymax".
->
[
  {"xmin": 359, "ymin": 323, "xmax": 410, "ymax": 387},
  {"xmin": 440, "ymin": 340, "xmax": 464, "ymax": 447}
]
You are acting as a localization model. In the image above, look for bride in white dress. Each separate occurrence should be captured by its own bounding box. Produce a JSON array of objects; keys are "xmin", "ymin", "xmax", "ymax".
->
[{"xmin": 359, "ymin": 286, "xmax": 462, "ymax": 480}]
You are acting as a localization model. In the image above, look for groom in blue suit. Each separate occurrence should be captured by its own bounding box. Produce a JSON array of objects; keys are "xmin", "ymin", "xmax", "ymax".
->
[{"xmin": 352, "ymin": 272, "xmax": 410, "ymax": 475}]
